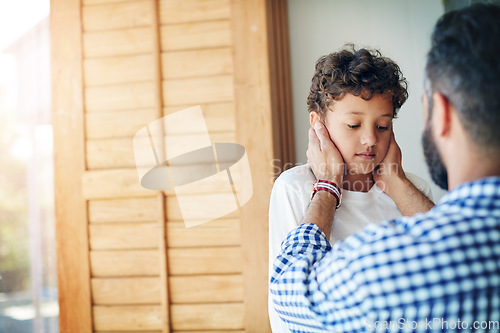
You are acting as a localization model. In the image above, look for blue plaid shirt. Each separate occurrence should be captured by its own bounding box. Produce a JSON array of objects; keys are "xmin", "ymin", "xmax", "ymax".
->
[{"xmin": 270, "ymin": 177, "xmax": 500, "ymax": 332}]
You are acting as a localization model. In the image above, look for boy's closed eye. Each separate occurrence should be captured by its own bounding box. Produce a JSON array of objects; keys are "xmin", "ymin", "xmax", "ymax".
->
[{"xmin": 347, "ymin": 124, "xmax": 391, "ymax": 130}]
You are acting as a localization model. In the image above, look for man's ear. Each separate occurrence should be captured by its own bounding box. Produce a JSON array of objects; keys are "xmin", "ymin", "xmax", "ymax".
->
[
  {"xmin": 309, "ymin": 111, "xmax": 321, "ymax": 127},
  {"xmin": 431, "ymin": 92, "xmax": 452, "ymax": 138}
]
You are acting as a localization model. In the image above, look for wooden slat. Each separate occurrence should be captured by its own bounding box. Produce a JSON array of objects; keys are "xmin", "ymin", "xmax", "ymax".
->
[
  {"xmin": 82, "ymin": 169, "xmax": 151, "ymax": 199},
  {"xmin": 166, "ymin": 219, "xmax": 241, "ymax": 248},
  {"xmin": 83, "ymin": 0, "xmax": 152, "ymax": 32},
  {"xmin": 231, "ymin": 0, "xmax": 274, "ymax": 331},
  {"xmin": 164, "ymin": 131, "xmax": 236, "ymax": 152},
  {"xmin": 93, "ymin": 305, "xmax": 162, "ymax": 331},
  {"xmin": 86, "ymin": 138, "xmax": 135, "ymax": 169},
  {"xmin": 85, "ymin": 108, "xmax": 157, "ymax": 139},
  {"xmin": 83, "ymin": 27, "xmax": 153, "ymax": 58},
  {"xmin": 85, "ymin": 81, "xmax": 156, "ymax": 112},
  {"xmin": 159, "ymin": 0, "xmax": 230, "ymax": 25},
  {"xmin": 163, "ymin": 75, "xmax": 234, "ymax": 106},
  {"xmin": 172, "ymin": 331, "xmax": 244, "ymax": 333},
  {"xmin": 161, "ymin": 132, "xmax": 236, "ymax": 166},
  {"xmin": 168, "ymin": 247, "xmax": 242, "ymax": 275},
  {"xmin": 85, "ymin": 102, "xmax": 235, "ymax": 139},
  {"xmin": 90, "ymin": 248, "xmax": 243, "ymax": 277},
  {"xmin": 166, "ymin": 194, "xmax": 240, "ymax": 222},
  {"xmin": 51, "ymin": 0, "xmax": 93, "ymax": 331},
  {"xmin": 94, "ymin": 331, "xmax": 243, "ymax": 333},
  {"xmin": 170, "ymin": 303, "xmax": 244, "ymax": 331},
  {"xmin": 86, "ymin": 138, "xmax": 134, "ymax": 169},
  {"xmin": 91, "ymin": 277, "xmax": 161, "ymax": 304},
  {"xmin": 82, "ymin": 164, "xmax": 242, "ymax": 199},
  {"xmin": 169, "ymin": 274, "xmax": 244, "ymax": 303},
  {"xmin": 160, "ymin": 20, "xmax": 231, "ymax": 51},
  {"xmin": 90, "ymin": 250, "xmax": 159, "ymax": 277},
  {"xmin": 84, "ymin": 0, "xmax": 139, "ymax": 5},
  {"xmin": 86, "ymin": 131, "xmax": 235, "ymax": 169},
  {"xmin": 84, "ymin": 54, "xmax": 155, "ymax": 86},
  {"xmin": 89, "ymin": 197, "xmax": 158, "ymax": 223},
  {"xmin": 163, "ymin": 102, "xmax": 235, "ymax": 134},
  {"xmin": 89, "ymin": 222, "xmax": 159, "ymax": 250},
  {"xmin": 161, "ymin": 47, "xmax": 233, "ymax": 80}
]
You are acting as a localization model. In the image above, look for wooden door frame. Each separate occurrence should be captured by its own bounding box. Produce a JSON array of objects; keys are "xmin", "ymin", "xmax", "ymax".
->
[
  {"xmin": 51, "ymin": 1, "xmax": 294, "ymax": 332},
  {"xmin": 231, "ymin": 0, "xmax": 295, "ymax": 331},
  {"xmin": 50, "ymin": 0, "xmax": 93, "ymax": 332},
  {"xmin": 267, "ymin": 0, "xmax": 295, "ymax": 170}
]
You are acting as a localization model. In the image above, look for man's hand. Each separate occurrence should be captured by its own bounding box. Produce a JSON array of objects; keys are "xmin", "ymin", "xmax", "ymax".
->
[
  {"xmin": 306, "ymin": 122, "xmax": 345, "ymax": 186},
  {"xmin": 374, "ymin": 131, "xmax": 435, "ymax": 215},
  {"xmin": 373, "ymin": 131, "xmax": 407, "ymax": 194}
]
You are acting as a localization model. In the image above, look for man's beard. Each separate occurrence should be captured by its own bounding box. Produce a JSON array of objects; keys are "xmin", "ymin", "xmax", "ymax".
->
[{"xmin": 422, "ymin": 120, "xmax": 449, "ymax": 190}]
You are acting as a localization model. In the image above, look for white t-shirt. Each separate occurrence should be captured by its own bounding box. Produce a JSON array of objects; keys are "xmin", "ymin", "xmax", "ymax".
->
[{"xmin": 268, "ymin": 164, "xmax": 432, "ymax": 333}]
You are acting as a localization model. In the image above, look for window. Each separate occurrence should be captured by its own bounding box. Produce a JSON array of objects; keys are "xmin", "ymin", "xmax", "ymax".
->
[{"xmin": 0, "ymin": 2, "xmax": 57, "ymax": 332}]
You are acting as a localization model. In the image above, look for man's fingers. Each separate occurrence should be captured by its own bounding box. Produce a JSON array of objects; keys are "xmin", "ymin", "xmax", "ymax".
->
[
  {"xmin": 308, "ymin": 127, "xmax": 320, "ymax": 150},
  {"xmin": 313, "ymin": 121, "xmax": 331, "ymax": 148}
]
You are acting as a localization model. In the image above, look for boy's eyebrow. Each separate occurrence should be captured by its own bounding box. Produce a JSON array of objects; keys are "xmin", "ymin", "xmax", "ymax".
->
[{"xmin": 346, "ymin": 111, "xmax": 393, "ymax": 117}]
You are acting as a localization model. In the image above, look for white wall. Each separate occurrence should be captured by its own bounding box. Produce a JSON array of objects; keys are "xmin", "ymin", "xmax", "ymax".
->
[{"xmin": 287, "ymin": 0, "xmax": 447, "ymax": 201}]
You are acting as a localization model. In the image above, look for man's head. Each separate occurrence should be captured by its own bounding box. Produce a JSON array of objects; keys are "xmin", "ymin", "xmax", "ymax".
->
[
  {"xmin": 423, "ymin": 3, "xmax": 500, "ymax": 189},
  {"xmin": 307, "ymin": 46, "xmax": 408, "ymax": 176}
]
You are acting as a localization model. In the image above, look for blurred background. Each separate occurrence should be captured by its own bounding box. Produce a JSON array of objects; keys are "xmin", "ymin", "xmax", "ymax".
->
[
  {"xmin": 0, "ymin": 1, "xmax": 58, "ymax": 332},
  {"xmin": 0, "ymin": 0, "xmax": 497, "ymax": 332}
]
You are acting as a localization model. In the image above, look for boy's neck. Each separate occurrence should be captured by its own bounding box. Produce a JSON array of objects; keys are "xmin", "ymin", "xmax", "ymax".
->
[{"xmin": 341, "ymin": 172, "xmax": 374, "ymax": 192}]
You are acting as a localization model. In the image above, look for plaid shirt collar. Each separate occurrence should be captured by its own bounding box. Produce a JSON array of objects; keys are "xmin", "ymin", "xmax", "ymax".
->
[{"xmin": 436, "ymin": 176, "xmax": 500, "ymax": 206}]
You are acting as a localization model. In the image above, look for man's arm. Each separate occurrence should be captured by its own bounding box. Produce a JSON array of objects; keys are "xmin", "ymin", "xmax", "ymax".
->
[
  {"xmin": 383, "ymin": 176, "xmax": 435, "ymax": 216},
  {"xmin": 269, "ymin": 122, "xmax": 349, "ymax": 331},
  {"xmin": 374, "ymin": 132, "xmax": 435, "ymax": 215},
  {"xmin": 302, "ymin": 191, "xmax": 337, "ymax": 237},
  {"xmin": 303, "ymin": 122, "xmax": 344, "ymax": 235},
  {"xmin": 268, "ymin": 174, "xmax": 312, "ymax": 333}
]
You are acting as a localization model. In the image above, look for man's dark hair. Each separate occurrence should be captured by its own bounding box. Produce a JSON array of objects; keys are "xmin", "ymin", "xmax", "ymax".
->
[
  {"xmin": 307, "ymin": 45, "xmax": 408, "ymax": 118},
  {"xmin": 425, "ymin": 3, "xmax": 500, "ymax": 152}
]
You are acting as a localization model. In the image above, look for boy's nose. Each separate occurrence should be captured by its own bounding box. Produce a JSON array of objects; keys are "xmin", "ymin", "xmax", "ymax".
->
[{"xmin": 360, "ymin": 129, "xmax": 377, "ymax": 146}]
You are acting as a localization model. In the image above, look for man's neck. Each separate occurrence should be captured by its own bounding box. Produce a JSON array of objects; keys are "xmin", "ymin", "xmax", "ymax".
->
[{"xmin": 447, "ymin": 149, "xmax": 500, "ymax": 190}]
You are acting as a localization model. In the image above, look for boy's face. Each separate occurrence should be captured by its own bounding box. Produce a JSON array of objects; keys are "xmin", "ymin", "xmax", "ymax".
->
[{"xmin": 310, "ymin": 93, "xmax": 394, "ymax": 175}]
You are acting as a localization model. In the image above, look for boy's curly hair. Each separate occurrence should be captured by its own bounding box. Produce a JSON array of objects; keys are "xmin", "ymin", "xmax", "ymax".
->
[{"xmin": 307, "ymin": 45, "xmax": 408, "ymax": 118}]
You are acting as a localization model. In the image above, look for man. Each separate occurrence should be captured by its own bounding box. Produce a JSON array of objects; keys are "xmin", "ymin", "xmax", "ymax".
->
[{"xmin": 270, "ymin": 3, "xmax": 500, "ymax": 332}]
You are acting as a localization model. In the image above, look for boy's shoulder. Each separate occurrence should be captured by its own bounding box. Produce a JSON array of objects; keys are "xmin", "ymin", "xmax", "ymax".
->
[
  {"xmin": 275, "ymin": 164, "xmax": 316, "ymax": 185},
  {"xmin": 405, "ymin": 172, "xmax": 433, "ymax": 201}
]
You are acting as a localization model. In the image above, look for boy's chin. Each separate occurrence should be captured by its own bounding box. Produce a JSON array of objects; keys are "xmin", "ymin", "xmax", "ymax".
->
[{"xmin": 346, "ymin": 162, "xmax": 377, "ymax": 175}]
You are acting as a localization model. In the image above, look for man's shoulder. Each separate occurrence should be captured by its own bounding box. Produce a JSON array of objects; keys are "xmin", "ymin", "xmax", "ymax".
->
[{"xmin": 349, "ymin": 196, "xmax": 498, "ymax": 259}]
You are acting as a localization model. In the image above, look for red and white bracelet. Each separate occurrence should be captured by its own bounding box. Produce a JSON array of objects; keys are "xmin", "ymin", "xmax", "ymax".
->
[{"xmin": 310, "ymin": 180, "xmax": 342, "ymax": 209}]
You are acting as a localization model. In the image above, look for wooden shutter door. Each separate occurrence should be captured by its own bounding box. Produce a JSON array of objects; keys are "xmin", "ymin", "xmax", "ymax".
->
[{"xmin": 51, "ymin": 0, "xmax": 293, "ymax": 332}]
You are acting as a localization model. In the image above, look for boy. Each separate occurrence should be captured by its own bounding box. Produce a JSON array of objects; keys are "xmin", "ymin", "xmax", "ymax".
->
[{"xmin": 268, "ymin": 46, "xmax": 432, "ymax": 332}]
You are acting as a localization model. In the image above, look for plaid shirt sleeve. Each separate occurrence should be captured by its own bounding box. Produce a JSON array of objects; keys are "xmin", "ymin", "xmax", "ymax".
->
[{"xmin": 269, "ymin": 223, "xmax": 370, "ymax": 332}]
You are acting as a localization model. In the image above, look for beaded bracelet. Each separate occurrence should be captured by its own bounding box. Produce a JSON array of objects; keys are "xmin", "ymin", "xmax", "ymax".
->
[{"xmin": 310, "ymin": 180, "xmax": 342, "ymax": 209}]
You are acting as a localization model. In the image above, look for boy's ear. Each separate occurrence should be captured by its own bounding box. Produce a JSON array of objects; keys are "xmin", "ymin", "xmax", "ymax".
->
[{"xmin": 309, "ymin": 112, "xmax": 321, "ymax": 127}]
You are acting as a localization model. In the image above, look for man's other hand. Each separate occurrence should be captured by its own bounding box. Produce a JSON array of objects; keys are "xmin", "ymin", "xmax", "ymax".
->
[{"xmin": 373, "ymin": 131, "xmax": 406, "ymax": 194}]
